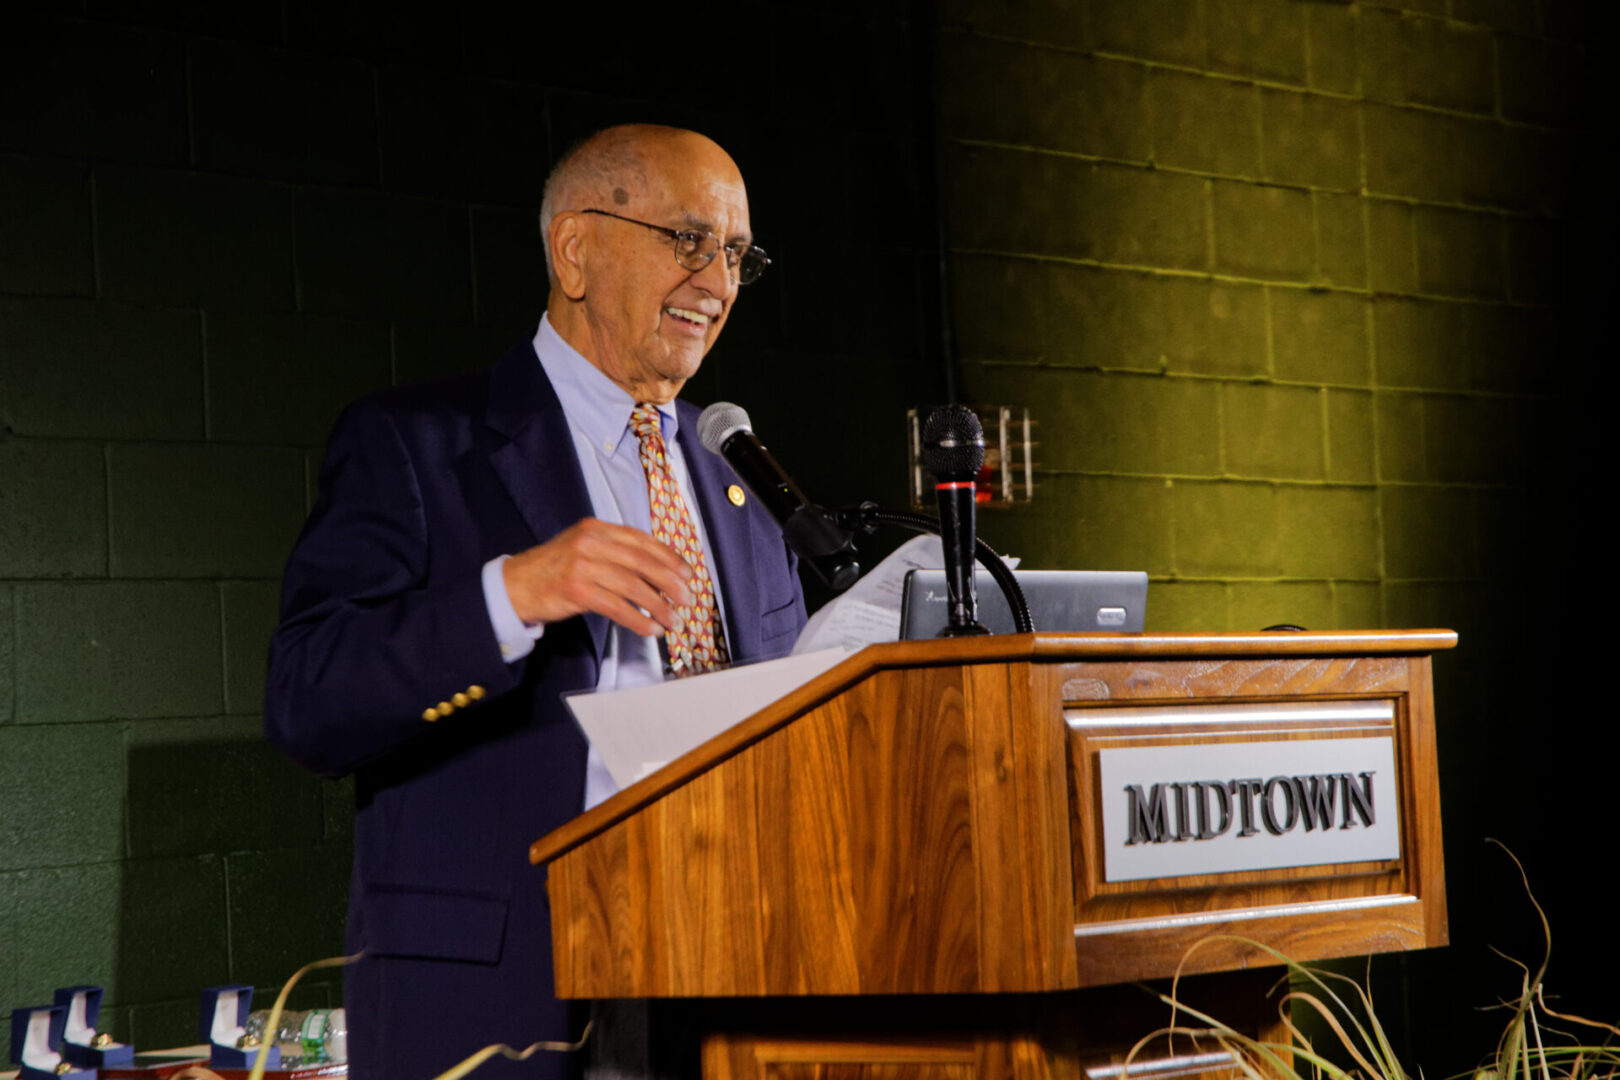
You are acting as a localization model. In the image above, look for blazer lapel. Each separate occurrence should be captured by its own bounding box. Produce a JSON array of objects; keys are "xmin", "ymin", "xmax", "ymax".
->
[
  {"xmin": 484, "ymin": 341, "xmax": 610, "ymax": 668},
  {"xmin": 676, "ymin": 403, "xmax": 763, "ymax": 662}
]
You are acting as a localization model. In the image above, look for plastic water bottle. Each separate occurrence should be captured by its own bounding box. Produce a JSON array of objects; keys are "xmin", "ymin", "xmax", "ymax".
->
[{"xmin": 240, "ymin": 1008, "xmax": 348, "ymax": 1065}]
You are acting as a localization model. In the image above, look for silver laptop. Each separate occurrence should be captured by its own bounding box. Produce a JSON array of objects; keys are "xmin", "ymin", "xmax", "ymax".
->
[{"xmin": 899, "ymin": 569, "xmax": 1148, "ymax": 638}]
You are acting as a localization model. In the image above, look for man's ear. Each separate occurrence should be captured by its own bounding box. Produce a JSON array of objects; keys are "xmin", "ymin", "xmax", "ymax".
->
[{"xmin": 551, "ymin": 214, "xmax": 587, "ymax": 300}]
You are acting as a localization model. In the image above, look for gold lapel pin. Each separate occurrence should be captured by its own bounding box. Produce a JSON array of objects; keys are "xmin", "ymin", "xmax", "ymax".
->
[{"xmin": 727, "ymin": 484, "xmax": 746, "ymax": 507}]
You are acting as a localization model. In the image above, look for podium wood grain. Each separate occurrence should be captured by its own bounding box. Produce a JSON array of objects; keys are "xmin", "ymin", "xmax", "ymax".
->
[{"xmin": 535, "ymin": 632, "xmax": 1453, "ymax": 1001}]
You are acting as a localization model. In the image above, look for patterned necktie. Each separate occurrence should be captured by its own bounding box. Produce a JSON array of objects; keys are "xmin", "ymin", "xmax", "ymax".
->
[{"xmin": 629, "ymin": 403, "xmax": 730, "ymax": 676}]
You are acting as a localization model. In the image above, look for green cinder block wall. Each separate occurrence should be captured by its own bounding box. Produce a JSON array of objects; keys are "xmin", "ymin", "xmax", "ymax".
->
[
  {"xmin": 1, "ymin": 3, "xmax": 930, "ymax": 1063},
  {"xmin": 2, "ymin": 0, "xmax": 1607, "ymax": 1071},
  {"xmin": 939, "ymin": 0, "xmax": 1605, "ymax": 1069}
]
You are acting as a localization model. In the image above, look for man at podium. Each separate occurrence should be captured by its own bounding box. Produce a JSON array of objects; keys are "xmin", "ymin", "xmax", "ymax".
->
[{"xmin": 265, "ymin": 124, "xmax": 807, "ymax": 1080}]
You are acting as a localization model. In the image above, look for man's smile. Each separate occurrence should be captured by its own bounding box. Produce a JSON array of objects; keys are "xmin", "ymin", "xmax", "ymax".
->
[{"xmin": 663, "ymin": 305, "xmax": 716, "ymax": 331}]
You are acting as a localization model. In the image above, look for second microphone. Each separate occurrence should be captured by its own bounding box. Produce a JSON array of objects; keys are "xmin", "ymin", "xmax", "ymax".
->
[{"xmin": 697, "ymin": 402, "xmax": 861, "ymax": 591}]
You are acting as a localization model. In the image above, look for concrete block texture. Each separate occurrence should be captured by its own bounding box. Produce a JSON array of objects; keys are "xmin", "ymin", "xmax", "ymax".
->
[
  {"xmin": 1259, "ymin": 90, "xmax": 1360, "ymax": 191},
  {"xmin": 1375, "ymin": 391, "xmax": 1429, "ymax": 482},
  {"xmin": 1086, "ymin": 0, "xmax": 1205, "ymax": 65},
  {"xmin": 0, "ymin": 296, "xmax": 203, "ymax": 440},
  {"xmin": 0, "ymin": 723, "xmax": 127, "ymax": 871},
  {"xmin": 1274, "ymin": 485, "xmax": 1381, "ymax": 578},
  {"xmin": 1381, "ymin": 484, "xmax": 1478, "ymax": 579},
  {"xmin": 1421, "ymin": 392, "xmax": 1525, "ymax": 485},
  {"xmin": 0, "ymin": 16, "xmax": 187, "ymax": 165},
  {"xmin": 1314, "ymin": 193, "xmax": 1368, "ymax": 289},
  {"xmin": 1333, "ymin": 581, "xmax": 1384, "ymax": 629},
  {"xmin": 1325, "ymin": 389, "xmax": 1376, "ymax": 484},
  {"xmin": 1358, "ymin": 8, "xmax": 1496, "ymax": 113},
  {"xmin": 1150, "ymin": 70, "xmax": 1260, "ymax": 177},
  {"xmin": 101, "ymin": 855, "xmax": 233, "ymax": 1003},
  {"xmin": 1145, "ymin": 580, "xmax": 1228, "ymax": 631},
  {"xmin": 391, "ymin": 321, "xmax": 516, "ymax": 386},
  {"xmin": 1212, "ymin": 181, "xmax": 1315, "ymax": 280},
  {"xmin": 5, "ymin": 863, "xmax": 121, "ymax": 1009},
  {"xmin": 96, "ymin": 167, "xmax": 295, "ymax": 310},
  {"xmin": 205, "ymin": 310, "xmax": 392, "ymax": 446},
  {"xmin": 225, "ymin": 846, "xmax": 351, "ymax": 990},
  {"xmin": 6, "ymin": 856, "xmax": 231, "ymax": 1011},
  {"xmin": 1413, "ymin": 206, "xmax": 1508, "ymax": 300},
  {"xmin": 13, "ymin": 581, "xmax": 223, "ymax": 723},
  {"xmin": 948, "ymin": 144, "xmax": 1208, "ymax": 270},
  {"xmin": 471, "ymin": 206, "xmax": 551, "ymax": 337},
  {"xmin": 938, "ymin": 34, "xmax": 1151, "ymax": 162},
  {"xmin": 190, "ymin": 40, "xmax": 377, "ymax": 186},
  {"xmin": 0, "ymin": 439, "xmax": 107, "ymax": 578},
  {"xmin": 1221, "ymin": 382, "xmax": 1326, "ymax": 480},
  {"xmin": 222, "ymin": 581, "xmax": 280, "ymax": 716},
  {"xmin": 1374, "ymin": 297, "xmax": 1552, "ymax": 394},
  {"xmin": 377, "ymin": 68, "xmax": 549, "ymax": 205},
  {"xmin": 987, "ymin": 474, "xmax": 1175, "ymax": 575},
  {"xmin": 1224, "ymin": 581, "xmax": 1337, "ymax": 632},
  {"xmin": 1366, "ymin": 199, "xmax": 1418, "ymax": 294},
  {"xmin": 0, "ymin": 587, "xmax": 12, "ymax": 724},
  {"xmin": 294, "ymin": 187, "xmax": 472, "ymax": 321},
  {"xmin": 107, "ymin": 443, "xmax": 307, "ymax": 578},
  {"xmin": 1172, "ymin": 481, "xmax": 1280, "ymax": 576},
  {"xmin": 126, "ymin": 717, "xmax": 325, "ymax": 859},
  {"xmin": 1271, "ymin": 288, "xmax": 1370, "ymax": 386},
  {"xmin": 1206, "ymin": 0, "xmax": 1308, "ymax": 84},
  {"xmin": 0, "ymin": 154, "xmax": 95, "ymax": 295},
  {"xmin": 964, "ymin": 362, "xmax": 1222, "ymax": 477},
  {"xmin": 950, "ymin": 256, "xmax": 1266, "ymax": 375},
  {"xmin": 1305, "ymin": 3, "xmax": 1360, "ymax": 94}
]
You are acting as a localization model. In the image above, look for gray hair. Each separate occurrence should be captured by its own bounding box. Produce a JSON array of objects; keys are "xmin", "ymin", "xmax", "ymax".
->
[{"xmin": 538, "ymin": 126, "xmax": 663, "ymax": 281}]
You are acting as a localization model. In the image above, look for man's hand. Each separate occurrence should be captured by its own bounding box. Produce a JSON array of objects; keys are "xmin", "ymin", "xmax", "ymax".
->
[{"xmin": 502, "ymin": 519, "xmax": 696, "ymax": 637}]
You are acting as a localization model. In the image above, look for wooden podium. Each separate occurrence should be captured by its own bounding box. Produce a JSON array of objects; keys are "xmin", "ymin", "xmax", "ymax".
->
[{"xmin": 530, "ymin": 631, "xmax": 1454, "ymax": 1079}]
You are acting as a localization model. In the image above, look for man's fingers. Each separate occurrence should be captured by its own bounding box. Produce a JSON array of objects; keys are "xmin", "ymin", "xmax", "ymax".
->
[
  {"xmin": 584, "ymin": 524, "xmax": 696, "ymax": 608},
  {"xmin": 504, "ymin": 519, "xmax": 700, "ymax": 628},
  {"xmin": 584, "ymin": 562, "xmax": 683, "ymax": 635},
  {"xmin": 585, "ymin": 588, "xmax": 669, "ymax": 639}
]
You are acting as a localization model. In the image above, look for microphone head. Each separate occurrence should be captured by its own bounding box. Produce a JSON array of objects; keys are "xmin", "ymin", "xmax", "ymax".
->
[
  {"xmin": 922, "ymin": 405, "xmax": 985, "ymax": 482},
  {"xmin": 698, "ymin": 401, "xmax": 753, "ymax": 455}
]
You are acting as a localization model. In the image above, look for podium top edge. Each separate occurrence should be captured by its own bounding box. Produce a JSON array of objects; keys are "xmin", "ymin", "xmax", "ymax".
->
[{"xmin": 529, "ymin": 629, "xmax": 1456, "ymax": 866}]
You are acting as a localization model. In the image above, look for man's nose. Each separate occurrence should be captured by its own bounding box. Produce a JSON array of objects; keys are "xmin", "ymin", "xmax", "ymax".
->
[{"xmin": 690, "ymin": 249, "xmax": 737, "ymax": 295}]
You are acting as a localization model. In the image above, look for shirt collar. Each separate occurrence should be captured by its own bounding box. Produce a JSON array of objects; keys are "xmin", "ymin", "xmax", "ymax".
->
[{"xmin": 533, "ymin": 313, "xmax": 679, "ymax": 454}]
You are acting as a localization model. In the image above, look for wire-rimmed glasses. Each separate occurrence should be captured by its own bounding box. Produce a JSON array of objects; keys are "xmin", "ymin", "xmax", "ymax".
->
[{"xmin": 578, "ymin": 208, "xmax": 771, "ymax": 285}]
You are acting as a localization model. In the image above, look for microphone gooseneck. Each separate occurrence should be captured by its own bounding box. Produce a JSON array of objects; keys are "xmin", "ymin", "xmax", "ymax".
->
[
  {"xmin": 921, "ymin": 405, "xmax": 989, "ymax": 637},
  {"xmin": 697, "ymin": 401, "xmax": 860, "ymax": 591}
]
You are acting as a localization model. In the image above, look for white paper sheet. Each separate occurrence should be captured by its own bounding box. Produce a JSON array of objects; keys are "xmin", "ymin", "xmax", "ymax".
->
[
  {"xmin": 791, "ymin": 533, "xmax": 1017, "ymax": 654},
  {"xmin": 566, "ymin": 536, "xmax": 1019, "ymax": 791},
  {"xmin": 565, "ymin": 647, "xmax": 853, "ymax": 788},
  {"xmin": 791, "ymin": 534, "xmax": 943, "ymax": 654}
]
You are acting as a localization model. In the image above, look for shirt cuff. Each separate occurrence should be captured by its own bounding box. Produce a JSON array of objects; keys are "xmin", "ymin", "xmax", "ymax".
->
[{"xmin": 482, "ymin": 555, "xmax": 545, "ymax": 662}]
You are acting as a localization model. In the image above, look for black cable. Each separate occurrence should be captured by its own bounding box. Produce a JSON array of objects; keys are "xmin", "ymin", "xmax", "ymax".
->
[{"xmin": 833, "ymin": 504, "xmax": 1034, "ymax": 635}]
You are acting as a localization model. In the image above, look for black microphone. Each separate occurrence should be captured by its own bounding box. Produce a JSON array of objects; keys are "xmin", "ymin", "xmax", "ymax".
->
[
  {"xmin": 697, "ymin": 402, "xmax": 860, "ymax": 591},
  {"xmin": 922, "ymin": 405, "xmax": 989, "ymax": 637}
]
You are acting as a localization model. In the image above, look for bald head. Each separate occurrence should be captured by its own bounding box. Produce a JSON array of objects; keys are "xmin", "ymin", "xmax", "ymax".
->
[{"xmin": 539, "ymin": 124, "xmax": 741, "ymax": 282}]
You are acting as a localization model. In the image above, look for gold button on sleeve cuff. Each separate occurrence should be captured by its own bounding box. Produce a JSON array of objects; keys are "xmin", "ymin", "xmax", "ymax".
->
[
  {"xmin": 437, "ymin": 700, "xmax": 454, "ymax": 715},
  {"xmin": 422, "ymin": 707, "xmax": 440, "ymax": 722},
  {"xmin": 452, "ymin": 692, "xmax": 470, "ymax": 708},
  {"xmin": 467, "ymin": 685, "xmax": 486, "ymax": 700}
]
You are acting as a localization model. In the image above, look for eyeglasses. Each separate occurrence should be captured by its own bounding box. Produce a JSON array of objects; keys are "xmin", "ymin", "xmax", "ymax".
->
[{"xmin": 578, "ymin": 208, "xmax": 771, "ymax": 285}]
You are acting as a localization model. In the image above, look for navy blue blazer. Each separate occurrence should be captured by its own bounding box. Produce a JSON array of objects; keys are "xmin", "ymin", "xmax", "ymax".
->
[{"xmin": 265, "ymin": 340, "xmax": 807, "ymax": 1080}]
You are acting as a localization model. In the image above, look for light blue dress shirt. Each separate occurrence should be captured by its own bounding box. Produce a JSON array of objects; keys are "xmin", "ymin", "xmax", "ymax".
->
[{"xmin": 478, "ymin": 313, "xmax": 727, "ymax": 809}]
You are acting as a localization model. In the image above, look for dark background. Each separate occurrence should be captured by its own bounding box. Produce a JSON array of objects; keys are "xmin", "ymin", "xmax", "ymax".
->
[{"xmin": 1, "ymin": 0, "xmax": 1610, "ymax": 1071}]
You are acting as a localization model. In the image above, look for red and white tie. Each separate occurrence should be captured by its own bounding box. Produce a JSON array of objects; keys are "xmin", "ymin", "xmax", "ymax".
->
[{"xmin": 630, "ymin": 404, "xmax": 730, "ymax": 676}]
